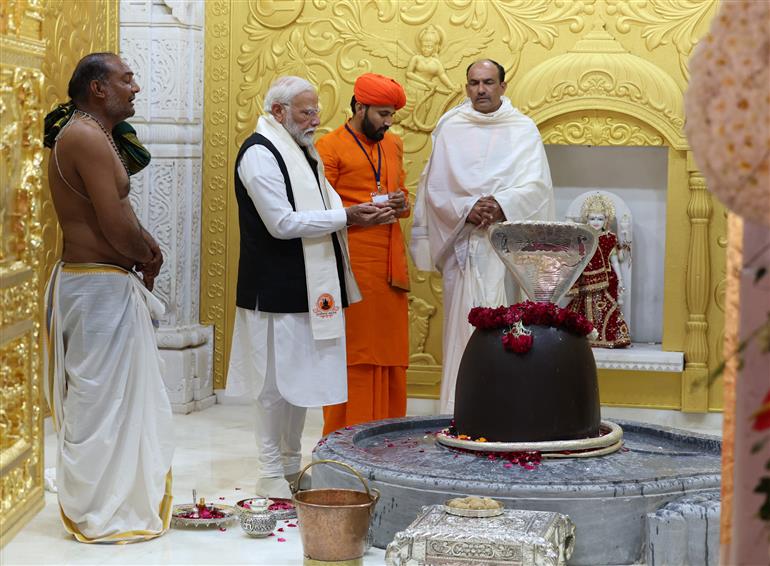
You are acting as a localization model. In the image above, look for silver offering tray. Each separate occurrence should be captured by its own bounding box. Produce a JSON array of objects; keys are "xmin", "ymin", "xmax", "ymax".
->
[
  {"xmin": 171, "ymin": 503, "xmax": 238, "ymax": 528},
  {"xmin": 489, "ymin": 221, "xmax": 598, "ymax": 304},
  {"xmin": 236, "ymin": 496, "xmax": 297, "ymax": 521}
]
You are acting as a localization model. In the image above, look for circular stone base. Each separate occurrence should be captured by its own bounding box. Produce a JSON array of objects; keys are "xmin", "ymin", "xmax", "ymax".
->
[
  {"xmin": 436, "ymin": 420, "xmax": 623, "ymax": 457},
  {"xmin": 312, "ymin": 417, "xmax": 721, "ymax": 566}
]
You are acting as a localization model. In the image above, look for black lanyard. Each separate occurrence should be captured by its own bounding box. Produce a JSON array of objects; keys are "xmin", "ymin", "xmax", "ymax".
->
[{"xmin": 345, "ymin": 123, "xmax": 382, "ymax": 194}]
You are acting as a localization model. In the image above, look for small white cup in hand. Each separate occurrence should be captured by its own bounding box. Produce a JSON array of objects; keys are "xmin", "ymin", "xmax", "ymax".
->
[{"xmin": 372, "ymin": 194, "xmax": 389, "ymax": 205}]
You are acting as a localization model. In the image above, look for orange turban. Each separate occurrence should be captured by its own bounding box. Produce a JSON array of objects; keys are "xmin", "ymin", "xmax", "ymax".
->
[{"xmin": 353, "ymin": 73, "xmax": 406, "ymax": 110}]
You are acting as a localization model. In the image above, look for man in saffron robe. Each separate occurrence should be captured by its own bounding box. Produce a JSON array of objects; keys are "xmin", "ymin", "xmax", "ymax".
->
[
  {"xmin": 317, "ymin": 73, "xmax": 410, "ymax": 435},
  {"xmin": 410, "ymin": 59, "xmax": 555, "ymax": 413}
]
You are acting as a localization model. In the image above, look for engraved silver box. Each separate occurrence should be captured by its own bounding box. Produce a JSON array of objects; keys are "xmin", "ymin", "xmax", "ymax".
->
[{"xmin": 385, "ymin": 505, "xmax": 575, "ymax": 566}]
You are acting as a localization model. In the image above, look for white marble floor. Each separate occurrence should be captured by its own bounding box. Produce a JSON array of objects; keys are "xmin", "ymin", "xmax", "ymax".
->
[
  {"xmin": 1, "ymin": 404, "xmax": 385, "ymax": 565},
  {"xmin": 1, "ymin": 402, "xmax": 722, "ymax": 565}
]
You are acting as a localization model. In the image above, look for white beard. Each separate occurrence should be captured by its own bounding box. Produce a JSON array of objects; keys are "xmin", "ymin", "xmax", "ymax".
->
[{"xmin": 284, "ymin": 114, "xmax": 316, "ymax": 152}]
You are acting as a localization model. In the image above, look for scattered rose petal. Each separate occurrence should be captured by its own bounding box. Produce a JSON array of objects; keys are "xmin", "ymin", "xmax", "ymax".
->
[
  {"xmin": 277, "ymin": 537, "xmax": 286, "ymax": 542},
  {"xmin": 277, "ymin": 527, "xmax": 284, "ymax": 532},
  {"xmin": 287, "ymin": 523, "xmax": 297, "ymax": 527},
  {"xmin": 219, "ymin": 527, "xmax": 226, "ymax": 531},
  {"xmin": 268, "ymin": 532, "xmax": 275, "ymax": 537},
  {"xmin": 218, "ymin": 496, "xmax": 225, "ymax": 500}
]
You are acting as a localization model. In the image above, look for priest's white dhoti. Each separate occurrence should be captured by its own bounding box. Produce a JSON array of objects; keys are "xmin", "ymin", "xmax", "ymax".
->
[{"xmin": 45, "ymin": 262, "xmax": 174, "ymax": 543}]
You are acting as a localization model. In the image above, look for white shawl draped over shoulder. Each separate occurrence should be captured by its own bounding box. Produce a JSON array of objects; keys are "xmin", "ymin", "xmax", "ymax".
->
[{"xmin": 411, "ymin": 97, "xmax": 555, "ymax": 274}]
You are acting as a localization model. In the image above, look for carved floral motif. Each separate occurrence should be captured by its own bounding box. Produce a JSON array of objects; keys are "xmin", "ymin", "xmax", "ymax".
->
[
  {"xmin": 606, "ymin": 0, "xmax": 715, "ymax": 80},
  {"xmin": 0, "ymin": 60, "xmax": 44, "ymax": 536},
  {"xmin": 542, "ymin": 116, "xmax": 663, "ymax": 146}
]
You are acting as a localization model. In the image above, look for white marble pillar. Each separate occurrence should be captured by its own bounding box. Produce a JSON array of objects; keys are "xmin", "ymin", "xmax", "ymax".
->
[{"xmin": 120, "ymin": 0, "xmax": 214, "ymax": 413}]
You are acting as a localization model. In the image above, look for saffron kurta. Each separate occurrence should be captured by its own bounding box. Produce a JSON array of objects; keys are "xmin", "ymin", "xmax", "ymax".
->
[{"xmin": 317, "ymin": 124, "xmax": 409, "ymax": 435}]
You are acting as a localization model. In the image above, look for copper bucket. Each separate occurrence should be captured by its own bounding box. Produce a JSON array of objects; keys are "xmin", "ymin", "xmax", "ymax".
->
[{"xmin": 290, "ymin": 459, "xmax": 379, "ymax": 563}]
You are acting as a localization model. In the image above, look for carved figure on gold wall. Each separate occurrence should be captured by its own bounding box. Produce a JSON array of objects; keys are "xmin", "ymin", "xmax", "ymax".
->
[
  {"xmin": 408, "ymin": 295, "xmax": 437, "ymax": 365},
  {"xmin": 395, "ymin": 24, "xmax": 493, "ymax": 133},
  {"xmin": 566, "ymin": 192, "xmax": 631, "ymax": 349},
  {"xmin": 335, "ymin": 16, "xmax": 492, "ymax": 136}
]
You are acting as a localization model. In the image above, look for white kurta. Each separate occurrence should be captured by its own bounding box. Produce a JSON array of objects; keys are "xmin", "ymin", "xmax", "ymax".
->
[
  {"xmin": 225, "ymin": 142, "xmax": 351, "ymax": 408},
  {"xmin": 411, "ymin": 97, "xmax": 555, "ymax": 413},
  {"xmin": 45, "ymin": 262, "xmax": 174, "ymax": 543}
]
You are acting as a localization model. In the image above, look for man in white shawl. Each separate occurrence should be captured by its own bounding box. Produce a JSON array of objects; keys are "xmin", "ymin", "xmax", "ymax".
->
[
  {"xmin": 226, "ymin": 76, "xmax": 394, "ymax": 498},
  {"xmin": 410, "ymin": 59, "xmax": 555, "ymax": 413}
]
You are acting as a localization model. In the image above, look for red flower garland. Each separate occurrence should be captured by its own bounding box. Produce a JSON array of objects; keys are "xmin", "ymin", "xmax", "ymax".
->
[{"xmin": 468, "ymin": 301, "xmax": 596, "ymax": 354}]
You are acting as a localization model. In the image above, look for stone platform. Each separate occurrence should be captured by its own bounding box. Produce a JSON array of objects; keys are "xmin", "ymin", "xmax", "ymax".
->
[{"xmin": 312, "ymin": 417, "xmax": 721, "ymax": 565}]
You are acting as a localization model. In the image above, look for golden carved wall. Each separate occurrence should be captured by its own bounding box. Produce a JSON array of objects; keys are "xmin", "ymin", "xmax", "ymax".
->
[
  {"xmin": 202, "ymin": 0, "xmax": 725, "ymax": 412},
  {"xmin": 0, "ymin": 0, "xmax": 117, "ymax": 546}
]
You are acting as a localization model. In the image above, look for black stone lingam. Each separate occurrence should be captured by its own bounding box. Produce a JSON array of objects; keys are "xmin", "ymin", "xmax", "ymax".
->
[
  {"xmin": 451, "ymin": 221, "xmax": 604, "ymax": 444},
  {"xmin": 453, "ymin": 325, "xmax": 600, "ymax": 442}
]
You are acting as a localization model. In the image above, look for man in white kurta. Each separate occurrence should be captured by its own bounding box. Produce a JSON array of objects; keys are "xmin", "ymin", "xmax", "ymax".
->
[
  {"xmin": 226, "ymin": 76, "xmax": 393, "ymax": 498},
  {"xmin": 410, "ymin": 60, "xmax": 555, "ymax": 413}
]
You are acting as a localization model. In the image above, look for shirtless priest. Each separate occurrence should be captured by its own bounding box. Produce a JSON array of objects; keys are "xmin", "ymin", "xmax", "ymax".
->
[
  {"xmin": 43, "ymin": 52, "xmax": 174, "ymax": 542},
  {"xmin": 410, "ymin": 59, "xmax": 555, "ymax": 413}
]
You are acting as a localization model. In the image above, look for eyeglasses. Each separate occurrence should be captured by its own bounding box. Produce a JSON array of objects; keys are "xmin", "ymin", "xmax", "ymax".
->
[{"xmin": 282, "ymin": 103, "xmax": 320, "ymax": 118}]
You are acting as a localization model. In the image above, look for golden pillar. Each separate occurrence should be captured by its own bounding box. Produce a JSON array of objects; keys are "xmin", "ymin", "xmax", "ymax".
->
[{"xmin": 681, "ymin": 152, "xmax": 712, "ymax": 411}]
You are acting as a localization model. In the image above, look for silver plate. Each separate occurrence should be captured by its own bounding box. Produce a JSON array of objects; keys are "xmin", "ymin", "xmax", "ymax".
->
[
  {"xmin": 171, "ymin": 503, "xmax": 237, "ymax": 528},
  {"xmin": 235, "ymin": 497, "xmax": 273, "ymax": 514},
  {"xmin": 236, "ymin": 497, "xmax": 297, "ymax": 521},
  {"xmin": 444, "ymin": 505, "xmax": 504, "ymax": 518},
  {"xmin": 489, "ymin": 221, "xmax": 598, "ymax": 304}
]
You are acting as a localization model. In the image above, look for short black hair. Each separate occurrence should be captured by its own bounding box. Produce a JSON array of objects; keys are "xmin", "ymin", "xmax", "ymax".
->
[
  {"xmin": 466, "ymin": 59, "xmax": 505, "ymax": 83},
  {"xmin": 67, "ymin": 52, "xmax": 118, "ymax": 104},
  {"xmin": 350, "ymin": 95, "xmax": 357, "ymax": 115}
]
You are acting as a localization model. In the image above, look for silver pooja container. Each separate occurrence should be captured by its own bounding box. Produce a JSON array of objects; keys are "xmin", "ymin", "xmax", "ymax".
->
[{"xmin": 385, "ymin": 505, "xmax": 575, "ymax": 566}]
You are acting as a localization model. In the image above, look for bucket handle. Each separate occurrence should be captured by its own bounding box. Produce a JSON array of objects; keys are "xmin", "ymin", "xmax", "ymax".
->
[{"xmin": 290, "ymin": 459, "xmax": 378, "ymax": 505}]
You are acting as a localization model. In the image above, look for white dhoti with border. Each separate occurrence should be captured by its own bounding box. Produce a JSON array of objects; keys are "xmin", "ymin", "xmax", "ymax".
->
[{"xmin": 45, "ymin": 262, "xmax": 174, "ymax": 543}]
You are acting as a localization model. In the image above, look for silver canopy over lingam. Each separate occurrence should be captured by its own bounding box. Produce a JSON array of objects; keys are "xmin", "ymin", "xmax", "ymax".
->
[{"xmin": 488, "ymin": 221, "xmax": 598, "ymax": 304}]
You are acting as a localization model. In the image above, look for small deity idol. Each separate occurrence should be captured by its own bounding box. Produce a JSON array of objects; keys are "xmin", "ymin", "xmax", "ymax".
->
[{"xmin": 566, "ymin": 194, "xmax": 630, "ymax": 348}]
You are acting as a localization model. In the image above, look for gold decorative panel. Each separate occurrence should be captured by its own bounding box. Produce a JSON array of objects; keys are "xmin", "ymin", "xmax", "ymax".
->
[
  {"xmin": 202, "ymin": 0, "xmax": 725, "ymax": 412},
  {"xmin": 1, "ymin": 0, "xmax": 45, "ymax": 546},
  {"xmin": 0, "ymin": 0, "xmax": 117, "ymax": 546}
]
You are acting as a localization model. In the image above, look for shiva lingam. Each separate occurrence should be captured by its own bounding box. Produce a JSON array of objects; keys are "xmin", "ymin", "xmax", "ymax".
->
[{"xmin": 438, "ymin": 221, "xmax": 623, "ymax": 456}]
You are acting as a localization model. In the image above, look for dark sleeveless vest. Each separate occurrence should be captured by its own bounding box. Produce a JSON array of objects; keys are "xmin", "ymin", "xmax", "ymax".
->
[{"xmin": 234, "ymin": 133, "xmax": 348, "ymax": 313}]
